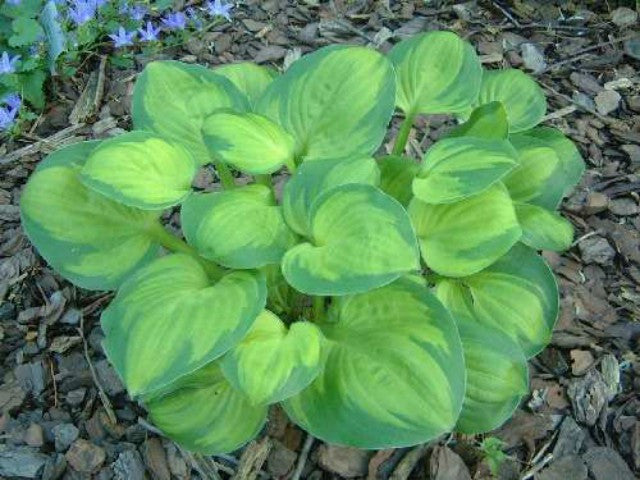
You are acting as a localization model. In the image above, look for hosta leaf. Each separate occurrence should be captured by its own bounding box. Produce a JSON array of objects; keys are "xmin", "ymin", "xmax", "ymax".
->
[
  {"xmin": 412, "ymin": 137, "xmax": 518, "ymax": 204},
  {"xmin": 377, "ymin": 155, "xmax": 419, "ymax": 207},
  {"xmin": 454, "ymin": 315, "xmax": 529, "ymax": 434},
  {"xmin": 181, "ymin": 185, "xmax": 296, "ymax": 269},
  {"xmin": 283, "ymin": 278, "xmax": 465, "ymax": 448},
  {"xmin": 409, "ymin": 184, "xmax": 521, "ymax": 277},
  {"xmin": 202, "ymin": 111, "xmax": 295, "ymax": 174},
  {"xmin": 449, "ymin": 101, "xmax": 509, "ymax": 140},
  {"xmin": 215, "ymin": 62, "xmax": 277, "ymax": 108},
  {"xmin": 282, "ymin": 156, "xmax": 380, "ymax": 236},
  {"xmin": 476, "ymin": 69, "xmax": 546, "ymax": 133},
  {"xmin": 502, "ymin": 146, "xmax": 559, "ymax": 204},
  {"xmin": 132, "ymin": 61, "xmax": 248, "ymax": 164},
  {"xmin": 80, "ymin": 131, "xmax": 197, "ymax": 209},
  {"xmin": 41, "ymin": 0, "xmax": 66, "ymax": 74},
  {"xmin": 389, "ymin": 31, "xmax": 482, "ymax": 115},
  {"xmin": 220, "ymin": 311, "xmax": 323, "ymax": 404},
  {"xmin": 436, "ymin": 244, "xmax": 558, "ymax": 357},
  {"xmin": 282, "ymin": 184, "xmax": 419, "ymax": 295},
  {"xmin": 146, "ymin": 362, "xmax": 267, "ymax": 454},
  {"xmin": 257, "ymin": 45, "xmax": 395, "ymax": 161},
  {"xmin": 20, "ymin": 141, "xmax": 161, "ymax": 291},
  {"xmin": 101, "ymin": 254, "xmax": 266, "ymax": 396},
  {"xmin": 515, "ymin": 203, "xmax": 574, "ymax": 252}
]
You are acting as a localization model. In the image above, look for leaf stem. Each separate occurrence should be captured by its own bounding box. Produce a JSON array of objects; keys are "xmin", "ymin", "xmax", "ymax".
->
[
  {"xmin": 214, "ymin": 161, "xmax": 236, "ymax": 190},
  {"xmin": 392, "ymin": 111, "xmax": 416, "ymax": 156},
  {"xmin": 312, "ymin": 296, "xmax": 324, "ymax": 321},
  {"xmin": 255, "ymin": 174, "xmax": 273, "ymax": 189}
]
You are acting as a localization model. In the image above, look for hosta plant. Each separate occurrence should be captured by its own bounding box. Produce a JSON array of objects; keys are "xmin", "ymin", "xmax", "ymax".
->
[{"xmin": 20, "ymin": 31, "xmax": 584, "ymax": 453}]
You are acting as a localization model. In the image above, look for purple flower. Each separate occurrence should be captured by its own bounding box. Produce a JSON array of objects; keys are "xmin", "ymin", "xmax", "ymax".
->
[
  {"xmin": 162, "ymin": 11, "xmax": 186, "ymax": 30},
  {"xmin": 0, "ymin": 52, "xmax": 21, "ymax": 75},
  {"xmin": 109, "ymin": 26, "xmax": 136, "ymax": 47},
  {"xmin": 92, "ymin": 0, "xmax": 109, "ymax": 7},
  {"xmin": 6, "ymin": 0, "xmax": 21, "ymax": 5},
  {"xmin": 138, "ymin": 21, "xmax": 160, "ymax": 42},
  {"xmin": 68, "ymin": 0, "xmax": 97, "ymax": 25},
  {"xmin": 186, "ymin": 7, "xmax": 203, "ymax": 30},
  {"xmin": 0, "ymin": 93, "xmax": 21, "ymax": 132},
  {"xmin": 3, "ymin": 93, "xmax": 21, "ymax": 110},
  {"xmin": 129, "ymin": 4, "xmax": 147, "ymax": 21},
  {"xmin": 206, "ymin": 0, "xmax": 232, "ymax": 21}
]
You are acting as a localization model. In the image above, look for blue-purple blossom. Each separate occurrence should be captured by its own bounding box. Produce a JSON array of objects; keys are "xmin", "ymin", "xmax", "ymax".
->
[
  {"xmin": 6, "ymin": 0, "xmax": 21, "ymax": 5},
  {"xmin": 68, "ymin": 0, "xmax": 97, "ymax": 25},
  {"xmin": 206, "ymin": 0, "xmax": 232, "ymax": 20},
  {"xmin": 3, "ymin": 93, "xmax": 21, "ymax": 110},
  {"xmin": 138, "ymin": 21, "xmax": 160, "ymax": 42},
  {"xmin": 0, "ymin": 93, "xmax": 21, "ymax": 132},
  {"xmin": 92, "ymin": 0, "xmax": 109, "ymax": 8},
  {"xmin": 186, "ymin": 7, "xmax": 203, "ymax": 30},
  {"xmin": 129, "ymin": 4, "xmax": 147, "ymax": 21},
  {"xmin": 0, "ymin": 52, "xmax": 20, "ymax": 75},
  {"xmin": 162, "ymin": 11, "xmax": 186, "ymax": 30},
  {"xmin": 109, "ymin": 26, "xmax": 136, "ymax": 47}
]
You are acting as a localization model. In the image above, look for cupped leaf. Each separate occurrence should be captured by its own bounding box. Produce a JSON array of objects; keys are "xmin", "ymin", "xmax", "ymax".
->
[
  {"xmin": 80, "ymin": 131, "xmax": 197, "ymax": 209},
  {"xmin": 220, "ymin": 311, "xmax": 323, "ymax": 405},
  {"xmin": 502, "ymin": 146, "xmax": 559, "ymax": 204},
  {"xmin": 377, "ymin": 155, "xmax": 419, "ymax": 207},
  {"xmin": 412, "ymin": 137, "xmax": 518, "ymax": 204},
  {"xmin": 132, "ymin": 61, "xmax": 248, "ymax": 164},
  {"xmin": 409, "ymin": 184, "xmax": 521, "ymax": 277},
  {"xmin": 20, "ymin": 141, "xmax": 161, "ymax": 291},
  {"xmin": 448, "ymin": 101, "xmax": 509, "ymax": 140},
  {"xmin": 435, "ymin": 244, "xmax": 558, "ymax": 357},
  {"xmin": 202, "ymin": 111, "xmax": 295, "ymax": 174},
  {"xmin": 257, "ymin": 45, "xmax": 395, "ymax": 161},
  {"xmin": 515, "ymin": 203, "xmax": 573, "ymax": 252},
  {"xmin": 389, "ymin": 31, "xmax": 482, "ymax": 115},
  {"xmin": 282, "ymin": 156, "xmax": 380, "ymax": 236},
  {"xmin": 215, "ymin": 62, "xmax": 277, "ymax": 108},
  {"xmin": 182, "ymin": 185, "xmax": 296, "ymax": 269},
  {"xmin": 282, "ymin": 184, "xmax": 419, "ymax": 295},
  {"xmin": 101, "ymin": 254, "xmax": 266, "ymax": 396},
  {"xmin": 454, "ymin": 315, "xmax": 529, "ymax": 434},
  {"xmin": 476, "ymin": 69, "xmax": 546, "ymax": 133},
  {"xmin": 146, "ymin": 362, "xmax": 267, "ymax": 454},
  {"xmin": 283, "ymin": 277, "xmax": 465, "ymax": 448}
]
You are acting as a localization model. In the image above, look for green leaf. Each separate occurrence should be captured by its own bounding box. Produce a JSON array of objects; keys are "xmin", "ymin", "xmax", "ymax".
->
[
  {"xmin": 146, "ymin": 362, "xmax": 267, "ymax": 454},
  {"xmin": 102, "ymin": 254, "xmax": 266, "ymax": 397},
  {"xmin": 9, "ymin": 17, "xmax": 43, "ymax": 47},
  {"xmin": 181, "ymin": 185, "xmax": 296, "ymax": 269},
  {"xmin": 448, "ymin": 101, "xmax": 509, "ymax": 140},
  {"xmin": 283, "ymin": 277, "xmax": 465, "ymax": 448},
  {"xmin": 80, "ymin": 131, "xmax": 197, "ymax": 210},
  {"xmin": 220, "ymin": 311, "xmax": 323, "ymax": 405},
  {"xmin": 409, "ymin": 184, "xmax": 521, "ymax": 277},
  {"xmin": 412, "ymin": 137, "xmax": 518, "ymax": 204},
  {"xmin": 132, "ymin": 61, "xmax": 248, "ymax": 164},
  {"xmin": 21, "ymin": 69, "xmax": 46, "ymax": 109},
  {"xmin": 435, "ymin": 244, "xmax": 558, "ymax": 357},
  {"xmin": 282, "ymin": 184, "xmax": 419, "ymax": 295},
  {"xmin": 20, "ymin": 141, "xmax": 161, "ymax": 291},
  {"xmin": 377, "ymin": 155, "xmax": 419, "ymax": 207},
  {"xmin": 282, "ymin": 156, "xmax": 380, "ymax": 236},
  {"xmin": 515, "ymin": 203, "xmax": 573, "ymax": 252},
  {"xmin": 257, "ymin": 45, "xmax": 395, "ymax": 161},
  {"xmin": 389, "ymin": 31, "xmax": 482, "ymax": 115},
  {"xmin": 215, "ymin": 62, "xmax": 277, "ymax": 109},
  {"xmin": 41, "ymin": 0, "xmax": 66, "ymax": 74},
  {"xmin": 454, "ymin": 315, "xmax": 529, "ymax": 434},
  {"xmin": 476, "ymin": 69, "xmax": 546, "ymax": 133},
  {"xmin": 202, "ymin": 111, "xmax": 295, "ymax": 174}
]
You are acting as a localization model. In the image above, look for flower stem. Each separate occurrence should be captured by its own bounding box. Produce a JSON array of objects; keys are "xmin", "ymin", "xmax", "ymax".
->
[
  {"xmin": 312, "ymin": 296, "xmax": 324, "ymax": 321},
  {"xmin": 392, "ymin": 111, "xmax": 416, "ymax": 156},
  {"xmin": 215, "ymin": 161, "xmax": 236, "ymax": 190}
]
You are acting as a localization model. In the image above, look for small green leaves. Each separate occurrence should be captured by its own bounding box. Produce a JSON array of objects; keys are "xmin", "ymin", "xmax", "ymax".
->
[
  {"xmin": 412, "ymin": 137, "xmax": 518, "ymax": 204},
  {"xmin": 146, "ymin": 363, "xmax": 268, "ymax": 454},
  {"xmin": 181, "ymin": 185, "xmax": 296, "ymax": 269},
  {"xmin": 20, "ymin": 141, "xmax": 161, "ymax": 291},
  {"xmin": 409, "ymin": 184, "xmax": 521, "ymax": 277},
  {"xmin": 257, "ymin": 45, "xmax": 395, "ymax": 161},
  {"xmin": 476, "ymin": 69, "xmax": 546, "ymax": 133},
  {"xmin": 215, "ymin": 62, "xmax": 277, "ymax": 108},
  {"xmin": 80, "ymin": 131, "xmax": 197, "ymax": 209},
  {"xmin": 282, "ymin": 184, "xmax": 419, "ymax": 295},
  {"xmin": 202, "ymin": 111, "xmax": 295, "ymax": 174},
  {"xmin": 515, "ymin": 203, "xmax": 574, "ymax": 252},
  {"xmin": 101, "ymin": 254, "xmax": 266, "ymax": 396},
  {"xmin": 284, "ymin": 278, "xmax": 465, "ymax": 448},
  {"xmin": 221, "ymin": 311, "xmax": 323, "ymax": 405},
  {"xmin": 389, "ymin": 31, "xmax": 482, "ymax": 115}
]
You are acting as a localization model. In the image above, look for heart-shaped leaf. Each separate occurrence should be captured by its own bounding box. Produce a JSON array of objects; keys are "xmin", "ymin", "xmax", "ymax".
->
[
  {"xmin": 282, "ymin": 184, "xmax": 419, "ymax": 295},
  {"xmin": 389, "ymin": 31, "xmax": 482, "ymax": 115},
  {"xmin": 515, "ymin": 203, "xmax": 574, "ymax": 252},
  {"xmin": 377, "ymin": 155, "xmax": 419, "ymax": 207},
  {"xmin": 409, "ymin": 183, "xmax": 521, "ymax": 277},
  {"xmin": 20, "ymin": 141, "xmax": 161, "ymax": 290},
  {"xmin": 101, "ymin": 254, "xmax": 266, "ymax": 396},
  {"xmin": 257, "ymin": 45, "xmax": 395, "ymax": 161},
  {"xmin": 502, "ymin": 145, "xmax": 559, "ymax": 204},
  {"xmin": 412, "ymin": 137, "xmax": 518, "ymax": 204},
  {"xmin": 80, "ymin": 131, "xmax": 197, "ymax": 209},
  {"xmin": 283, "ymin": 278, "xmax": 465, "ymax": 448},
  {"xmin": 182, "ymin": 185, "xmax": 296, "ymax": 269},
  {"xmin": 215, "ymin": 62, "xmax": 277, "ymax": 108},
  {"xmin": 220, "ymin": 311, "xmax": 323, "ymax": 405},
  {"xmin": 448, "ymin": 101, "xmax": 509, "ymax": 140}
]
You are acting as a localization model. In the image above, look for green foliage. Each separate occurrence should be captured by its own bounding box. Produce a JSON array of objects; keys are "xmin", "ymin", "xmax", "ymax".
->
[
  {"xmin": 479, "ymin": 437, "xmax": 510, "ymax": 475},
  {"xmin": 20, "ymin": 32, "xmax": 584, "ymax": 454}
]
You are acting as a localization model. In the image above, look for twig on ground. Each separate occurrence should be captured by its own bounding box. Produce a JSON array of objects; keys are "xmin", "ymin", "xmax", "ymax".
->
[
  {"xmin": 520, "ymin": 453, "xmax": 553, "ymax": 480},
  {"xmin": 491, "ymin": 1, "xmax": 522, "ymax": 27},
  {"xmin": 0, "ymin": 123, "xmax": 87, "ymax": 165},
  {"xmin": 291, "ymin": 434, "xmax": 314, "ymax": 480},
  {"xmin": 49, "ymin": 358, "xmax": 58, "ymax": 408},
  {"xmin": 543, "ymin": 105, "xmax": 577, "ymax": 122}
]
